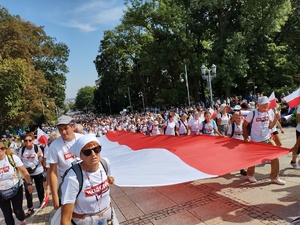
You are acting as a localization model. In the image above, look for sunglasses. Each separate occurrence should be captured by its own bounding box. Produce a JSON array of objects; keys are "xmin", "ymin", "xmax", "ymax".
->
[
  {"xmin": 81, "ymin": 146, "xmax": 102, "ymax": 156},
  {"xmin": 24, "ymin": 139, "xmax": 33, "ymax": 142}
]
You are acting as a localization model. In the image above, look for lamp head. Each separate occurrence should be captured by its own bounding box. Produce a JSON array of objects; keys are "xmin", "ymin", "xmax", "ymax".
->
[
  {"xmin": 201, "ymin": 65, "xmax": 206, "ymax": 75},
  {"xmin": 211, "ymin": 64, "xmax": 216, "ymax": 74}
]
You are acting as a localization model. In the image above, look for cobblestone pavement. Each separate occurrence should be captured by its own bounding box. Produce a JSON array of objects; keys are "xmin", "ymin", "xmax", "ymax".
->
[{"xmin": 1, "ymin": 126, "xmax": 299, "ymax": 225}]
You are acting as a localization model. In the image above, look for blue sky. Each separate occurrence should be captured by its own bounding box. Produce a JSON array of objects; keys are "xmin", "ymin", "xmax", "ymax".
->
[{"xmin": 1, "ymin": 0, "xmax": 126, "ymax": 99}]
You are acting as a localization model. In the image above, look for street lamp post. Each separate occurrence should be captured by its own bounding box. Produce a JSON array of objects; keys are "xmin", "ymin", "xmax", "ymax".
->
[
  {"xmin": 201, "ymin": 64, "xmax": 217, "ymax": 108},
  {"xmin": 128, "ymin": 86, "xmax": 132, "ymax": 107},
  {"xmin": 184, "ymin": 64, "xmax": 191, "ymax": 106},
  {"xmin": 138, "ymin": 91, "xmax": 145, "ymax": 112}
]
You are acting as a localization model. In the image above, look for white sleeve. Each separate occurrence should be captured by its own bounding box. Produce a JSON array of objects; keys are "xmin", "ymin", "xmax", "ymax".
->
[
  {"xmin": 12, "ymin": 155, "xmax": 23, "ymax": 167},
  {"xmin": 60, "ymin": 169, "xmax": 79, "ymax": 205},
  {"xmin": 245, "ymin": 110, "xmax": 254, "ymax": 123},
  {"xmin": 47, "ymin": 144, "xmax": 58, "ymax": 164}
]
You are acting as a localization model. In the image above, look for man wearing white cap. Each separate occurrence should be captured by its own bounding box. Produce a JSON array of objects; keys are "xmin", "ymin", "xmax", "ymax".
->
[
  {"xmin": 47, "ymin": 115, "xmax": 83, "ymax": 209},
  {"xmin": 243, "ymin": 96, "xmax": 285, "ymax": 185}
]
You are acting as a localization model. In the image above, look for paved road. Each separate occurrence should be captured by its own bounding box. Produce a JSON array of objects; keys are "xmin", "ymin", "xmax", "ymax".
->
[{"xmin": 1, "ymin": 126, "xmax": 299, "ymax": 225}]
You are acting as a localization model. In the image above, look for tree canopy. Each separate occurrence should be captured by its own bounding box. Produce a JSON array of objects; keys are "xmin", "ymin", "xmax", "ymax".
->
[
  {"xmin": 94, "ymin": 0, "xmax": 300, "ymax": 113},
  {"xmin": 0, "ymin": 7, "xmax": 69, "ymax": 129}
]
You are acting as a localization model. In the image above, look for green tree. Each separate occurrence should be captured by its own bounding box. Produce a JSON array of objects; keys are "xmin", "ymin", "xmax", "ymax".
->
[
  {"xmin": 0, "ymin": 6, "xmax": 69, "ymax": 128},
  {"xmin": 75, "ymin": 86, "xmax": 96, "ymax": 112}
]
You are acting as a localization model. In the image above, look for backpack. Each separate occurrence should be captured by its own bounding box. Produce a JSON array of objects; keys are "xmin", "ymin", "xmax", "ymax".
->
[{"xmin": 59, "ymin": 158, "xmax": 109, "ymax": 198}]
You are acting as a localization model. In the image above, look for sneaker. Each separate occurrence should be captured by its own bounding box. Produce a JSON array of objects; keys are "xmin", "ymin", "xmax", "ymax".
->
[
  {"xmin": 240, "ymin": 169, "xmax": 247, "ymax": 176},
  {"xmin": 290, "ymin": 161, "xmax": 300, "ymax": 170},
  {"xmin": 247, "ymin": 176, "xmax": 257, "ymax": 183},
  {"xmin": 271, "ymin": 178, "xmax": 286, "ymax": 185}
]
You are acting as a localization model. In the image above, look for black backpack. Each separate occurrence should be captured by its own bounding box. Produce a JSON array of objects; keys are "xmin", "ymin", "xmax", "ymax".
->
[
  {"xmin": 59, "ymin": 158, "xmax": 109, "ymax": 198},
  {"xmin": 21, "ymin": 144, "xmax": 39, "ymax": 155}
]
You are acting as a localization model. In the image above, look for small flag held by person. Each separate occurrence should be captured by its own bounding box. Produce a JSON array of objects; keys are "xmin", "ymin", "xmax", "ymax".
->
[{"xmin": 37, "ymin": 128, "xmax": 49, "ymax": 145}]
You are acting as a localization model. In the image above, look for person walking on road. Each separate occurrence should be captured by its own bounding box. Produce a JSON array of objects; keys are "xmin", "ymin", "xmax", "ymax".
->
[
  {"xmin": 60, "ymin": 134, "xmax": 119, "ymax": 225},
  {"xmin": 18, "ymin": 133, "xmax": 44, "ymax": 218},
  {"xmin": 243, "ymin": 96, "xmax": 285, "ymax": 185},
  {"xmin": 47, "ymin": 115, "xmax": 83, "ymax": 210},
  {"xmin": 290, "ymin": 105, "xmax": 300, "ymax": 169},
  {"xmin": 0, "ymin": 142, "xmax": 33, "ymax": 225}
]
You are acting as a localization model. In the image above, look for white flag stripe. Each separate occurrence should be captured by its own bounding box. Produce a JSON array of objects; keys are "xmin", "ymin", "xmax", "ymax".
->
[{"xmin": 100, "ymin": 136, "xmax": 214, "ymax": 187}]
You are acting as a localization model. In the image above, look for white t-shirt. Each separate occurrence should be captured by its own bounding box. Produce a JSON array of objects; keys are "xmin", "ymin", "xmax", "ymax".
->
[
  {"xmin": 245, "ymin": 109, "xmax": 270, "ymax": 142},
  {"xmin": 199, "ymin": 120, "xmax": 217, "ymax": 135},
  {"xmin": 176, "ymin": 120, "xmax": 188, "ymax": 135},
  {"xmin": 296, "ymin": 105, "xmax": 300, "ymax": 132},
  {"xmin": 44, "ymin": 145, "xmax": 50, "ymax": 168},
  {"xmin": 19, "ymin": 145, "xmax": 44, "ymax": 176},
  {"xmin": 0, "ymin": 155, "xmax": 23, "ymax": 190},
  {"xmin": 164, "ymin": 120, "xmax": 176, "ymax": 135},
  {"xmin": 9, "ymin": 142, "xmax": 19, "ymax": 153},
  {"xmin": 188, "ymin": 118, "xmax": 201, "ymax": 134},
  {"xmin": 61, "ymin": 161, "xmax": 110, "ymax": 215},
  {"xmin": 47, "ymin": 133, "xmax": 83, "ymax": 183},
  {"xmin": 227, "ymin": 122, "xmax": 244, "ymax": 140},
  {"xmin": 217, "ymin": 113, "xmax": 230, "ymax": 125},
  {"xmin": 151, "ymin": 126, "xmax": 161, "ymax": 136}
]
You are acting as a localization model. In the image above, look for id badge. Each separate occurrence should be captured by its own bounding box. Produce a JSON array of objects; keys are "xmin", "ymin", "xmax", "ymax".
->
[
  {"xmin": 261, "ymin": 127, "xmax": 269, "ymax": 137},
  {"xmin": 97, "ymin": 218, "xmax": 106, "ymax": 225}
]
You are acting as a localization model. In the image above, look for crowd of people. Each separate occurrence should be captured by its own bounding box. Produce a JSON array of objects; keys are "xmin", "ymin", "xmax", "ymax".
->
[{"xmin": 0, "ymin": 94, "xmax": 299, "ymax": 225}]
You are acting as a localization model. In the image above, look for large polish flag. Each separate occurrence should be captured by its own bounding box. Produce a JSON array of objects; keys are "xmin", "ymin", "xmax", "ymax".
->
[
  {"xmin": 100, "ymin": 132, "xmax": 290, "ymax": 187},
  {"xmin": 268, "ymin": 91, "xmax": 277, "ymax": 109},
  {"xmin": 283, "ymin": 87, "xmax": 300, "ymax": 108}
]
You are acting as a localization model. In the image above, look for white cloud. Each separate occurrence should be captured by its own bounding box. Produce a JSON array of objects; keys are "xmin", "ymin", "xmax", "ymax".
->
[{"xmin": 47, "ymin": 0, "xmax": 126, "ymax": 32}]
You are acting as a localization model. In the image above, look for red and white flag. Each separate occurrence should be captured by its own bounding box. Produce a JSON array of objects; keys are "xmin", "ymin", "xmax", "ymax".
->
[
  {"xmin": 268, "ymin": 91, "xmax": 277, "ymax": 109},
  {"xmin": 37, "ymin": 128, "xmax": 49, "ymax": 145},
  {"xmin": 101, "ymin": 132, "xmax": 290, "ymax": 187},
  {"xmin": 283, "ymin": 87, "xmax": 300, "ymax": 108}
]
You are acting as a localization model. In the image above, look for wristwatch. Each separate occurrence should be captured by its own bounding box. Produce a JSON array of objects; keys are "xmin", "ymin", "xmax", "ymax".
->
[{"xmin": 27, "ymin": 181, "xmax": 33, "ymax": 186}]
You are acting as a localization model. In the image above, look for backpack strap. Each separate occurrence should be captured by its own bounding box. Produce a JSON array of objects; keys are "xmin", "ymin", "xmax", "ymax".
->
[
  {"xmin": 59, "ymin": 162, "xmax": 83, "ymax": 199},
  {"xmin": 71, "ymin": 163, "xmax": 83, "ymax": 197},
  {"xmin": 202, "ymin": 120, "xmax": 207, "ymax": 133},
  {"xmin": 21, "ymin": 144, "xmax": 38, "ymax": 156},
  {"xmin": 7, "ymin": 155, "xmax": 20, "ymax": 177},
  {"xmin": 230, "ymin": 122, "xmax": 235, "ymax": 138},
  {"xmin": 100, "ymin": 158, "xmax": 108, "ymax": 175}
]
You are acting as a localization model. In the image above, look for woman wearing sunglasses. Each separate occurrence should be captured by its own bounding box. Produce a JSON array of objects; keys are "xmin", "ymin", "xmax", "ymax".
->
[
  {"xmin": 60, "ymin": 134, "xmax": 119, "ymax": 225},
  {"xmin": 0, "ymin": 142, "xmax": 33, "ymax": 225},
  {"xmin": 18, "ymin": 133, "xmax": 44, "ymax": 218}
]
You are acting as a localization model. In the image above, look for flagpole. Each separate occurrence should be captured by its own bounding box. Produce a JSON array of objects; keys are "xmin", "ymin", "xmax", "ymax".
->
[{"xmin": 185, "ymin": 64, "xmax": 191, "ymax": 106}]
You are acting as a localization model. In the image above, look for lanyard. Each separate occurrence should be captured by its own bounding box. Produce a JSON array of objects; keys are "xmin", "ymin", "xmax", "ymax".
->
[{"xmin": 83, "ymin": 166, "xmax": 103, "ymax": 212}]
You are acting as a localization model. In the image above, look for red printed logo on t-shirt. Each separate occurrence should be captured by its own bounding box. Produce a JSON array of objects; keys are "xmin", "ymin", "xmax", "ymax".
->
[
  {"xmin": 22, "ymin": 153, "xmax": 36, "ymax": 159},
  {"xmin": 0, "ymin": 166, "xmax": 10, "ymax": 173},
  {"xmin": 84, "ymin": 179, "xmax": 109, "ymax": 197},
  {"xmin": 64, "ymin": 152, "xmax": 74, "ymax": 160}
]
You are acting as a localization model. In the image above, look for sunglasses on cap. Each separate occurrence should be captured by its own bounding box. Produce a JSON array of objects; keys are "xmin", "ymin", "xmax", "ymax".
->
[
  {"xmin": 81, "ymin": 146, "xmax": 102, "ymax": 156},
  {"xmin": 24, "ymin": 139, "xmax": 33, "ymax": 142}
]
